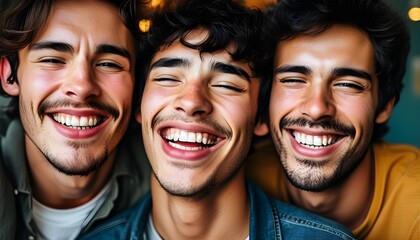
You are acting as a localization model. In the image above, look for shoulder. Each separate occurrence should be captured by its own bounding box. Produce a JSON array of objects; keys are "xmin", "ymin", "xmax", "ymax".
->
[
  {"xmin": 272, "ymin": 199, "xmax": 355, "ymax": 239},
  {"xmin": 247, "ymin": 181, "xmax": 355, "ymax": 239},
  {"xmin": 374, "ymin": 142, "xmax": 419, "ymax": 161},
  {"xmin": 373, "ymin": 142, "xmax": 420, "ymax": 177},
  {"xmin": 79, "ymin": 193, "xmax": 151, "ymax": 240}
]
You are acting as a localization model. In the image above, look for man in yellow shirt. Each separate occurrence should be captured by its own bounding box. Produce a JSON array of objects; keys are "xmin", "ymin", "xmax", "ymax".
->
[{"xmin": 246, "ymin": 0, "xmax": 420, "ymax": 239}]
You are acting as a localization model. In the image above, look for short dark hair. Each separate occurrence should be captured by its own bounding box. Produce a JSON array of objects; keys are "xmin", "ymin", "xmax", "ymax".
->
[
  {"xmin": 0, "ymin": 0, "xmax": 142, "ymax": 118},
  {"xmin": 264, "ymin": 0, "xmax": 410, "ymax": 141},
  {"xmin": 139, "ymin": 0, "xmax": 271, "ymax": 121}
]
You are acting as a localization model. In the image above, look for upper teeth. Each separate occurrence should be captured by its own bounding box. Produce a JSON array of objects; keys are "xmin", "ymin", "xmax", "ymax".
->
[
  {"xmin": 162, "ymin": 128, "xmax": 218, "ymax": 145},
  {"xmin": 294, "ymin": 132, "xmax": 336, "ymax": 147},
  {"xmin": 53, "ymin": 113, "xmax": 100, "ymax": 128}
]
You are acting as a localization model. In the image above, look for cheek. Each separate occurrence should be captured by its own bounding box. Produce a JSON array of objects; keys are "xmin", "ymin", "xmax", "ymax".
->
[
  {"xmin": 20, "ymin": 71, "xmax": 59, "ymax": 98},
  {"xmin": 269, "ymin": 90, "xmax": 294, "ymax": 119},
  {"xmin": 140, "ymin": 89, "xmax": 167, "ymax": 124},
  {"xmin": 344, "ymin": 101, "xmax": 375, "ymax": 125},
  {"xmin": 104, "ymin": 76, "xmax": 135, "ymax": 99}
]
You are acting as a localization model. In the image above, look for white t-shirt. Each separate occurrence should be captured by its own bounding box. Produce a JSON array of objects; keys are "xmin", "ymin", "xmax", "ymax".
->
[
  {"xmin": 32, "ymin": 182, "xmax": 112, "ymax": 240},
  {"xmin": 145, "ymin": 213, "xmax": 249, "ymax": 240}
]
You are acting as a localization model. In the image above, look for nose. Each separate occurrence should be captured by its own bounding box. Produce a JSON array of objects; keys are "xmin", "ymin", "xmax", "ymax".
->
[
  {"xmin": 61, "ymin": 61, "xmax": 100, "ymax": 100},
  {"xmin": 173, "ymin": 81, "xmax": 212, "ymax": 117},
  {"xmin": 300, "ymin": 86, "xmax": 335, "ymax": 121}
]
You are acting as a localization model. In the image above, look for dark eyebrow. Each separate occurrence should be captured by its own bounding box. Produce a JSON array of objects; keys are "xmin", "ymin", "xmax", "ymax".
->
[
  {"xmin": 275, "ymin": 65, "xmax": 312, "ymax": 75},
  {"xmin": 211, "ymin": 62, "xmax": 251, "ymax": 82},
  {"xmin": 331, "ymin": 67, "xmax": 372, "ymax": 82},
  {"xmin": 30, "ymin": 42, "xmax": 131, "ymax": 60},
  {"xmin": 30, "ymin": 41, "xmax": 74, "ymax": 53},
  {"xmin": 150, "ymin": 57, "xmax": 190, "ymax": 70},
  {"xmin": 96, "ymin": 44, "xmax": 131, "ymax": 60}
]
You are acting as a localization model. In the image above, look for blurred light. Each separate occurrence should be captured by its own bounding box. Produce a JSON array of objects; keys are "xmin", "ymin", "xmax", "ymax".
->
[
  {"xmin": 139, "ymin": 19, "xmax": 151, "ymax": 32},
  {"xmin": 149, "ymin": 0, "xmax": 161, "ymax": 8},
  {"xmin": 245, "ymin": 0, "xmax": 276, "ymax": 9},
  {"xmin": 408, "ymin": 7, "xmax": 420, "ymax": 21}
]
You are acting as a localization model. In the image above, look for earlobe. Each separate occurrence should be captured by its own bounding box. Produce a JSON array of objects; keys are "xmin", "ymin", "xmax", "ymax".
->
[
  {"xmin": 0, "ymin": 57, "xmax": 19, "ymax": 96},
  {"xmin": 135, "ymin": 108, "xmax": 142, "ymax": 124},
  {"xmin": 375, "ymin": 97, "xmax": 395, "ymax": 124},
  {"xmin": 254, "ymin": 122, "xmax": 269, "ymax": 136}
]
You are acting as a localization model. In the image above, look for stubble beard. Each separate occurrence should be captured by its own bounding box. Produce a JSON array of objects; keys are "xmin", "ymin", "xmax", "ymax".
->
[
  {"xmin": 153, "ymin": 141, "xmax": 250, "ymax": 200},
  {"xmin": 272, "ymin": 119, "xmax": 371, "ymax": 192},
  {"xmin": 43, "ymin": 142, "xmax": 108, "ymax": 176}
]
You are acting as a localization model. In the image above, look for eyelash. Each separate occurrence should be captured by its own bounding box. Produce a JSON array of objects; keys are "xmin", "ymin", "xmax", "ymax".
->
[
  {"xmin": 39, "ymin": 58, "xmax": 124, "ymax": 70},
  {"xmin": 335, "ymin": 82, "xmax": 364, "ymax": 90},
  {"xmin": 39, "ymin": 58, "xmax": 64, "ymax": 64},
  {"xmin": 96, "ymin": 62, "xmax": 124, "ymax": 70},
  {"xmin": 211, "ymin": 84, "xmax": 244, "ymax": 92}
]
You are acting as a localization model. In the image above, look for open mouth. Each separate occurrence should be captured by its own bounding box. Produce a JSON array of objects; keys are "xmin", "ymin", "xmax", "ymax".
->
[
  {"xmin": 291, "ymin": 130, "xmax": 343, "ymax": 148},
  {"xmin": 160, "ymin": 127, "xmax": 222, "ymax": 151},
  {"xmin": 51, "ymin": 113, "xmax": 105, "ymax": 130}
]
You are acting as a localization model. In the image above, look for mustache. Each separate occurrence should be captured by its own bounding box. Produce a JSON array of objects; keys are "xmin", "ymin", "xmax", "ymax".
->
[
  {"xmin": 152, "ymin": 112, "xmax": 232, "ymax": 139},
  {"xmin": 280, "ymin": 117, "xmax": 356, "ymax": 138},
  {"xmin": 38, "ymin": 99, "xmax": 120, "ymax": 120}
]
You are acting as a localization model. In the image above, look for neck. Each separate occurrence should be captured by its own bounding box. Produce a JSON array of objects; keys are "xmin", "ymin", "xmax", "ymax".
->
[
  {"xmin": 286, "ymin": 148, "xmax": 374, "ymax": 230},
  {"xmin": 26, "ymin": 137, "xmax": 115, "ymax": 209},
  {"xmin": 151, "ymin": 172, "xmax": 249, "ymax": 240}
]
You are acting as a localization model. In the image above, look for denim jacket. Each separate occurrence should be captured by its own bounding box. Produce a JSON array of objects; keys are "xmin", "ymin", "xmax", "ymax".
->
[{"xmin": 80, "ymin": 181, "xmax": 355, "ymax": 240}]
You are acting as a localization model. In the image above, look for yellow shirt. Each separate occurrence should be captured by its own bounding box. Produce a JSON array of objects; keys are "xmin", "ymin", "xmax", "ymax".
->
[{"xmin": 245, "ymin": 139, "xmax": 420, "ymax": 240}]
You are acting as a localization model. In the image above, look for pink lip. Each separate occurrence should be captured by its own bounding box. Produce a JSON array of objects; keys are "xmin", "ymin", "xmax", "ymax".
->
[
  {"xmin": 161, "ymin": 138, "xmax": 214, "ymax": 160},
  {"xmin": 48, "ymin": 109, "xmax": 110, "ymax": 139},
  {"xmin": 287, "ymin": 130, "xmax": 342, "ymax": 158},
  {"xmin": 158, "ymin": 122, "xmax": 226, "ymax": 161}
]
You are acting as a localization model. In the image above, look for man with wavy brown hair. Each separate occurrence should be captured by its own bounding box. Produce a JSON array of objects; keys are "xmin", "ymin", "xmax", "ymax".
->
[
  {"xmin": 246, "ymin": 0, "xmax": 419, "ymax": 239},
  {"xmin": 0, "ymin": 0, "xmax": 150, "ymax": 239}
]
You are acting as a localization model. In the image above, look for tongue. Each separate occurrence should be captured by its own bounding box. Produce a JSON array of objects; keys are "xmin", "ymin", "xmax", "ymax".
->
[{"xmin": 172, "ymin": 141, "xmax": 205, "ymax": 148}]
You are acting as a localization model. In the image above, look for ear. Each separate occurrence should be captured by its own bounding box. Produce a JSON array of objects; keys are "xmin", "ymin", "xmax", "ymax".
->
[
  {"xmin": 0, "ymin": 57, "xmax": 19, "ymax": 96},
  {"xmin": 254, "ymin": 122, "xmax": 269, "ymax": 137},
  {"xmin": 375, "ymin": 97, "xmax": 395, "ymax": 124},
  {"xmin": 135, "ymin": 107, "xmax": 142, "ymax": 124}
]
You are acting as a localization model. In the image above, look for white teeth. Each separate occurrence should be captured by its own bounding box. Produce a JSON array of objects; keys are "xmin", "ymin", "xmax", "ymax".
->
[
  {"xmin": 306, "ymin": 135, "xmax": 313, "ymax": 145},
  {"xmin": 179, "ymin": 130, "xmax": 188, "ymax": 141},
  {"xmin": 163, "ymin": 128, "xmax": 219, "ymax": 145},
  {"xmin": 322, "ymin": 137, "xmax": 328, "ymax": 146},
  {"xmin": 314, "ymin": 136, "xmax": 322, "ymax": 146},
  {"xmin": 66, "ymin": 115, "xmax": 71, "ymax": 126},
  {"xmin": 174, "ymin": 131, "xmax": 180, "ymax": 141},
  {"xmin": 52, "ymin": 113, "xmax": 101, "ymax": 128},
  {"xmin": 196, "ymin": 132, "xmax": 202, "ymax": 143},
  {"xmin": 293, "ymin": 132, "xmax": 336, "ymax": 147},
  {"xmin": 187, "ymin": 132, "xmax": 195, "ymax": 142},
  {"xmin": 71, "ymin": 116, "xmax": 78, "ymax": 126}
]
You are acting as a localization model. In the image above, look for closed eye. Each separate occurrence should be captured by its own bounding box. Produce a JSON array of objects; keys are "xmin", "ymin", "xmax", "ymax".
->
[
  {"xmin": 280, "ymin": 78, "xmax": 305, "ymax": 84},
  {"xmin": 39, "ymin": 58, "xmax": 65, "ymax": 64},
  {"xmin": 211, "ymin": 84, "xmax": 244, "ymax": 92},
  {"xmin": 153, "ymin": 77, "xmax": 182, "ymax": 87},
  {"xmin": 335, "ymin": 82, "xmax": 364, "ymax": 91},
  {"xmin": 96, "ymin": 61, "xmax": 124, "ymax": 70}
]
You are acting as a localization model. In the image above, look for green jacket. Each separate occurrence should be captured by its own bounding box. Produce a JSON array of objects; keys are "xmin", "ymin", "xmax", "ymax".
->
[{"xmin": 0, "ymin": 118, "xmax": 150, "ymax": 239}]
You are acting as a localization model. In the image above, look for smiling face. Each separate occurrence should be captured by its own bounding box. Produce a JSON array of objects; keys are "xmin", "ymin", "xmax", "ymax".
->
[
  {"xmin": 269, "ymin": 25, "xmax": 393, "ymax": 191},
  {"xmin": 138, "ymin": 29, "xmax": 266, "ymax": 197},
  {"xmin": 5, "ymin": 0, "xmax": 135, "ymax": 175}
]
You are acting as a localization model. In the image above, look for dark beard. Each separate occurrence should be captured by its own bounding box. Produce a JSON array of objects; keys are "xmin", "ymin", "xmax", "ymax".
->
[
  {"xmin": 273, "ymin": 117, "xmax": 371, "ymax": 192},
  {"xmin": 282, "ymin": 144, "xmax": 369, "ymax": 192}
]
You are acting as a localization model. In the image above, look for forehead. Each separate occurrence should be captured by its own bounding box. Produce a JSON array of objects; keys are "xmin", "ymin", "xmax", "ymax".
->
[
  {"xmin": 275, "ymin": 25, "xmax": 375, "ymax": 69},
  {"xmin": 31, "ymin": 0, "xmax": 133, "ymax": 51},
  {"xmin": 152, "ymin": 29, "xmax": 245, "ymax": 68}
]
